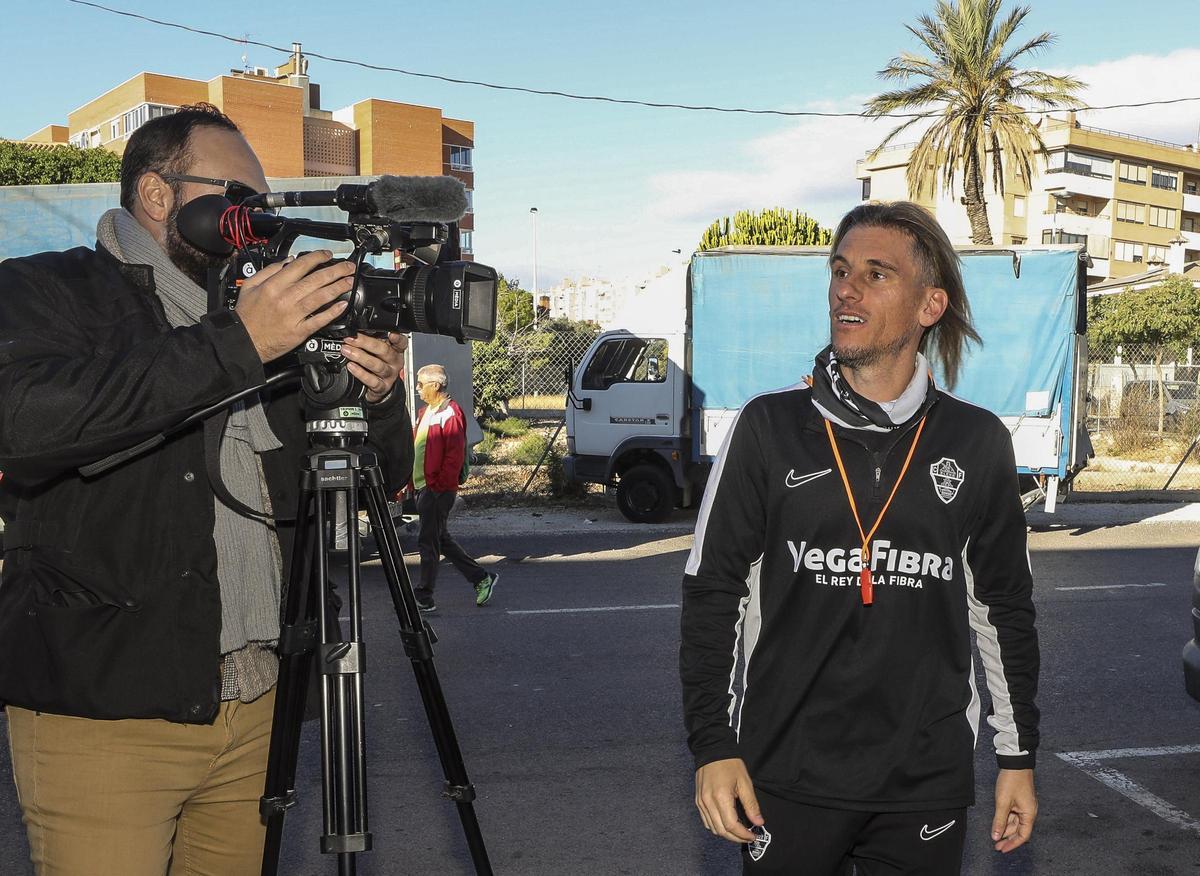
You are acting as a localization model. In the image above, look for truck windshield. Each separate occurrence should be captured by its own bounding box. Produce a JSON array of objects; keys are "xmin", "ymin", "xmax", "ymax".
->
[{"xmin": 582, "ymin": 337, "xmax": 669, "ymax": 390}]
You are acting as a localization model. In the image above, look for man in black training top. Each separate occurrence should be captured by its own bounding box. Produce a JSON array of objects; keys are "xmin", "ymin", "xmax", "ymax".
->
[{"xmin": 680, "ymin": 201, "xmax": 1039, "ymax": 875}]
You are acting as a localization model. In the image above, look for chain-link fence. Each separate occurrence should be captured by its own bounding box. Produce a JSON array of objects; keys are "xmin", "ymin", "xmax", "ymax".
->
[
  {"xmin": 1077, "ymin": 340, "xmax": 1200, "ymax": 493},
  {"xmin": 461, "ymin": 326, "xmax": 603, "ymax": 504},
  {"xmin": 471, "ymin": 325, "xmax": 598, "ymax": 418}
]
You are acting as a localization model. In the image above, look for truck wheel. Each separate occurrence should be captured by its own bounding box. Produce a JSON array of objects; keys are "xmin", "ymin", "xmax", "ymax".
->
[{"xmin": 617, "ymin": 464, "xmax": 676, "ymax": 523}]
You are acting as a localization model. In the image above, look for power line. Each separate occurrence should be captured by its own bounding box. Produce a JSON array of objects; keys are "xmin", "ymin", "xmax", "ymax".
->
[{"xmin": 67, "ymin": 0, "xmax": 1200, "ymax": 121}]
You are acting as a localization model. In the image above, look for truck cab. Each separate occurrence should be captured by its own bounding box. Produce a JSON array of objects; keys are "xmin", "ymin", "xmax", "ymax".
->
[{"xmin": 564, "ymin": 329, "xmax": 691, "ymax": 522}]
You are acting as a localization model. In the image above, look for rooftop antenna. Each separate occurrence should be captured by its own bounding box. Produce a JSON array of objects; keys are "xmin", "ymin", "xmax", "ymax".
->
[{"xmin": 241, "ymin": 33, "xmax": 251, "ymax": 73}]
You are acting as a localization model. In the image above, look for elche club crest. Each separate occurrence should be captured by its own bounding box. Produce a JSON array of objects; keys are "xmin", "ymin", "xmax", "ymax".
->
[
  {"xmin": 929, "ymin": 457, "xmax": 965, "ymax": 504},
  {"xmin": 748, "ymin": 825, "xmax": 772, "ymax": 862}
]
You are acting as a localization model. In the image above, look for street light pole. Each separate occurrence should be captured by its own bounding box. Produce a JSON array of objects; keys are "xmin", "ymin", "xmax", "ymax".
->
[{"xmin": 530, "ymin": 206, "xmax": 539, "ymax": 330}]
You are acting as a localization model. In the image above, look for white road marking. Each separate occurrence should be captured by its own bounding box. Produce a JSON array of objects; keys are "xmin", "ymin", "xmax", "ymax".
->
[
  {"xmin": 1055, "ymin": 583, "xmax": 1168, "ymax": 591},
  {"xmin": 1057, "ymin": 745, "xmax": 1200, "ymax": 835},
  {"xmin": 507, "ymin": 604, "xmax": 681, "ymax": 615}
]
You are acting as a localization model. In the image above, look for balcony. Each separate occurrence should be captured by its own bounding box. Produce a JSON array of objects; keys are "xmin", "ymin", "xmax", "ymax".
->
[
  {"xmin": 1184, "ymin": 192, "xmax": 1200, "ymax": 214},
  {"xmin": 1182, "ymin": 229, "xmax": 1200, "ymax": 248},
  {"xmin": 1043, "ymin": 171, "xmax": 1113, "ymax": 199},
  {"xmin": 1049, "ymin": 211, "xmax": 1109, "ymax": 240},
  {"xmin": 1041, "ymin": 222, "xmax": 1110, "ymax": 262}
]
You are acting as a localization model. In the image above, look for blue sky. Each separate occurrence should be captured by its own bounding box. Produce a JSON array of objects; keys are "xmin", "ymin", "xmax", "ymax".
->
[{"xmin": 4, "ymin": 0, "xmax": 1200, "ymax": 286}]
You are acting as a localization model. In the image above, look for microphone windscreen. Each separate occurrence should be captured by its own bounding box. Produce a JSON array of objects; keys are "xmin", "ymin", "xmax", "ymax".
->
[
  {"xmin": 367, "ymin": 175, "xmax": 469, "ymax": 223},
  {"xmin": 177, "ymin": 194, "xmax": 235, "ymax": 256}
]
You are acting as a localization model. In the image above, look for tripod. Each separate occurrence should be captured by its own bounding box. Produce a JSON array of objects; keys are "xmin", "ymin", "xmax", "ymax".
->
[{"xmin": 259, "ymin": 406, "xmax": 492, "ymax": 875}]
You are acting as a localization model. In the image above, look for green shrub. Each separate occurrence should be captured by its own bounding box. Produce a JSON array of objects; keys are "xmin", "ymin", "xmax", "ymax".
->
[
  {"xmin": 472, "ymin": 432, "xmax": 498, "ymax": 463},
  {"xmin": 487, "ymin": 417, "xmax": 530, "ymax": 438},
  {"xmin": 546, "ymin": 446, "xmax": 588, "ymax": 497},
  {"xmin": 510, "ymin": 433, "xmax": 548, "ymax": 465}
]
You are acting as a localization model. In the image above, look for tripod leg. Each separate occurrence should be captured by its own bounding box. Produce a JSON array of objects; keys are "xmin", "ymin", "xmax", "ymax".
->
[
  {"xmin": 315, "ymin": 485, "xmax": 372, "ymax": 874},
  {"xmin": 261, "ymin": 487, "xmax": 320, "ymax": 876},
  {"xmin": 362, "ymin": 469, "xmax": 494, "ymax": 876}
]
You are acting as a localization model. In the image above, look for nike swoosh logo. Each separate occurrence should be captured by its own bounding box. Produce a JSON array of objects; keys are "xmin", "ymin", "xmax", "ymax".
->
[
  {"xmin": 920, "ymin": 820, "xmax": 957, "ymax": 841},
  {"xmin": 785, "ymin": 468, "xmax": 832, "ymax": 489}
]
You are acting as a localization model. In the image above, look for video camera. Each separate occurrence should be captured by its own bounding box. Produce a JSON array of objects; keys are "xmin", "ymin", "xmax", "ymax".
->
[{"xmin": 177, "ymin": 175, "xmax": 499, "ymax": 405}]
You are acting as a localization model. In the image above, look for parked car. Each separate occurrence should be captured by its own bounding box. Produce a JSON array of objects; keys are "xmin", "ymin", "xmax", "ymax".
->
[
  {"xmin": 1118, "ymin": 379, "xmax": 1198, "ymax": 429},
  {"xmin": 1186, "ymin": 547, "xmax": 1200, "ymax": 702}
]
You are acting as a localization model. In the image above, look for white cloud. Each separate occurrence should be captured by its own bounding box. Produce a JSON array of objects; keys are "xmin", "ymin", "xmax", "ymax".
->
[
  {"xmin": 646, "ymin": 104, "xmax": 893, "ymax": 231},
  {"xmin": 645, "ymin": 48, "xmax": 1200, "ymax": 237},
  {"xmin": 1065, "ymin": 48, "xmax": 1200, "ymax": 146}
]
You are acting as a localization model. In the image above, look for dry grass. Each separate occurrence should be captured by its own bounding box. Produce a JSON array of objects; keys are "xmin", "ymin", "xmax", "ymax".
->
[{"xmin": 506, "ymin": 394, "xmax": 566, "ymax": 411}]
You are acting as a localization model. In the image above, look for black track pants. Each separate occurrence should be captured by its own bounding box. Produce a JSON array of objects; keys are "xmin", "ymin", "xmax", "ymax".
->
[
  {"xmin": 741, "ymin": 789, "xmax": 967, "ymax": 875},
  {"xmin": 415, "ymin": 487, "xmax": 487, "ymax": 595}
]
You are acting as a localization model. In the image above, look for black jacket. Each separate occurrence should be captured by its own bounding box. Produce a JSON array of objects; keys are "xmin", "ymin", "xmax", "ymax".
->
[
  {"xmin": 680, "ymin": 385, "xmax": 1039, "ymax": 812},
  {"xmin": 0, "ymin": 244, "xmax": 412, "ymax": 723}
]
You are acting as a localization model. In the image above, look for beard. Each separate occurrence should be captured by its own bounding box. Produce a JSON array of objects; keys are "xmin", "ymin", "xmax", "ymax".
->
[
  {"xmin": 832, "ymin": 324, "xmax": 923, "ymax": 370},
  {"xmin": 164, "ymin": 199, "xmax": 233, "ymax": 289}
]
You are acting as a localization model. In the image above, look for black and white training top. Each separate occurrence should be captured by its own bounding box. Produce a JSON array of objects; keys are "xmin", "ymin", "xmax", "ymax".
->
[{"xmin": 679, "ymin": 383, "xmax": 1039, "ymax": 812}]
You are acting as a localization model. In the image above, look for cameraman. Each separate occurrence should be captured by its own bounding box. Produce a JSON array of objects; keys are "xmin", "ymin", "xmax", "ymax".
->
[{"xmin": 0, "ymin": 104, "xmax": 412, "ymax": 874}]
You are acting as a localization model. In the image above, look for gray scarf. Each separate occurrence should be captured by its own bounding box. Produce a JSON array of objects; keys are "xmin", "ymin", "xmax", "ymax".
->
[
  {"xmin": 811, "ymin": 348, "xmax": 933, "ymax": 432},
  {"xmin": 97, "ymin": 208, "xmax": 281, "ymax": 701}
]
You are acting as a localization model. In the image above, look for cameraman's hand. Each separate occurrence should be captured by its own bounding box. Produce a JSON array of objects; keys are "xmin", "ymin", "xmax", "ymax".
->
[
  {"xmin": 341, "ymin": 332, "xmax": 408, "ymax": 404},
  {"xmin": 235, "ymin": 250, "xmax": 357, "ymax": 363}
]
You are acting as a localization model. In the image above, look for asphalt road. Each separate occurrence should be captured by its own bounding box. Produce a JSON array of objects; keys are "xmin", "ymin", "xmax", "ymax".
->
[{"xmin": 1, "ymin": 509, "xmax": 1199, "ymax": 875}]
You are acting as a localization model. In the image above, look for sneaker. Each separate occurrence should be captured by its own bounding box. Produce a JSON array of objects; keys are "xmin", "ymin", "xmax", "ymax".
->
[
  {"xmin": 475, "ymin": 573, "xmax": 499, "ymax": 607},
  {"xmin": 414, "ymin": 590, "xmax": 437, "ymax": 612}
]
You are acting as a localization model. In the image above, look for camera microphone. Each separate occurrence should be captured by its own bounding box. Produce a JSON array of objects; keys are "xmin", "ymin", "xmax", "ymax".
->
[
  {"xmin": 254, "ymin": 175, "xmax": 468, "ymax": 223},
  {"xmin": 177, "ymin": 194, "xmax": 283, "ymax": 256}
]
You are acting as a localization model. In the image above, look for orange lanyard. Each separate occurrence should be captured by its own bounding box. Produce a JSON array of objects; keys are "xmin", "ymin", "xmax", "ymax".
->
[{"xmin": 823, "ymin": 416, "xmax": 926, "ymax": 606}]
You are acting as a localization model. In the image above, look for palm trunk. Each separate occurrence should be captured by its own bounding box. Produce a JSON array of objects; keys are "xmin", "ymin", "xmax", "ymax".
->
[{"xmin": 963, "ymin": 150, "xmax": 994, "ymax": 245}]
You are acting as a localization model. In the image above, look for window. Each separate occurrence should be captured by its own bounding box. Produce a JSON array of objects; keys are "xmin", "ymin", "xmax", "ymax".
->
[
  {"xmin": 581, "ymin": 337, "xmax": 669, "ymax": 390},
  {"xmin": 1114, "ymin": 240, "xmax": 1143, "ymax": 262},
  {"xmin": 1074, "ymin": 200, "xmax": 1088, "ymax": 215},
  {"xmin": 1147, "ymin": 244, "xmax": 1168, "ymax": 262},
  {"xmin": 1013, "ymin": 195, "xmax": 1025, "ymax": 217},
  {"xmin": 862, "ymin": 178, "xmax": 872, "ymax": 200},
  {"xmin": 121, "ymin": 103, "xmax": 175, "ymax": 138},
  {"xmin": 123, "ymin": 105, "xmax": 147, "ymax": 135},
  {"xmin": 464, "ymin": 188, "xmax": 473, "ymax": 213},
  {"xmin": 1149, "ymin": 206, "xmax": 1177, "ymax": 228},
  {"xmin": 1116, "ymin": 201, "xmax": 1145, "ymax": 223},
  {"xmin": 1119, "ymin": 161, "xmax": 1147, "ymax": 185},
  {"xmin": 459, "ymin": 230, "xmax": 473, "ymax": 252},
  {"xmin": 1151, "ymin": 170, "xmax": 1178, "ymax": 191},
  {"xmin": 1042, "ymin": 230, "xmax": 1086, "ymax": 245},
  {"xmin": 110, "ymin": 121, "xmax": 119, "ymax": 140},
  {"xmin": 1184, "ymin": 216, "xmax": 1199, "ymax": 233},
  {"xmin": 1186, "ymin": 180, "xmax": 1198, "ymax": 195},
  {"xmin": 1048, "ymin": 150, "xmax": 1111, "ymax": 178},
  {"xmin": 1011, "ymin": 236, "xmax": 1026, "ymax": 244},
  {"xmin": 449, "ymin": 146, "xmax": 473, "ymax": 170}
]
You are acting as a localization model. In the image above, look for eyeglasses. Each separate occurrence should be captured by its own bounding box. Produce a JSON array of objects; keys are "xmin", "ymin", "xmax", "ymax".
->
[{"xmin": 160, "ymin": 174, "xmax": 278, "ymax": 213}]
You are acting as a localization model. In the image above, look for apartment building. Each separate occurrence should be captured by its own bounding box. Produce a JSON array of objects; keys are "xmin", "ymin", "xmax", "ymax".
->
[
  {"xmin": 855, "ymin": 112, "xmax": 1200, "ymax": 284},
  {"xmin": 549, "ymin": 276, "xmax": 624, "ymax": 326},
  {"xmin": 22, "ymin": 45, "xmax": 475, "ymax": 254}
]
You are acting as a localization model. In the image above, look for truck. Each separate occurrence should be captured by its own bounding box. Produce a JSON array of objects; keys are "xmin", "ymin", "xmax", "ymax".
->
[{"xmin": 563, "ymin": 245, "xmax": 1091, "ymax": 523}]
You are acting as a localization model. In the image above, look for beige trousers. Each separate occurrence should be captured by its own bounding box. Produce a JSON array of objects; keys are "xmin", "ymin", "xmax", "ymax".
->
[{"xmin": 6, "ymin": 689, "xmax": 275, "ymax": 876}]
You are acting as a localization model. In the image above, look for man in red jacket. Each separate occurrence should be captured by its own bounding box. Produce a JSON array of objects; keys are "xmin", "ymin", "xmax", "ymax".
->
[{"xmin": 411, "ymin": 364, "xmax": 498, "ymax": 612}]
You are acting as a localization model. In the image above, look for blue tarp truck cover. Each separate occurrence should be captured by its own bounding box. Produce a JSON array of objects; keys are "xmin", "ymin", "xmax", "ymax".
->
[{"xmin": 688, "ymin": 246, "xmax": 1087, "ymax": 479}]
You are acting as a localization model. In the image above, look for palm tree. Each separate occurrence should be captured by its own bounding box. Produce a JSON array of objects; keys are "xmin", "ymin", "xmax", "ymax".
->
[{"xmin": 864, "ymin": 0, "xmax": 1085, "ymax": 244}]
